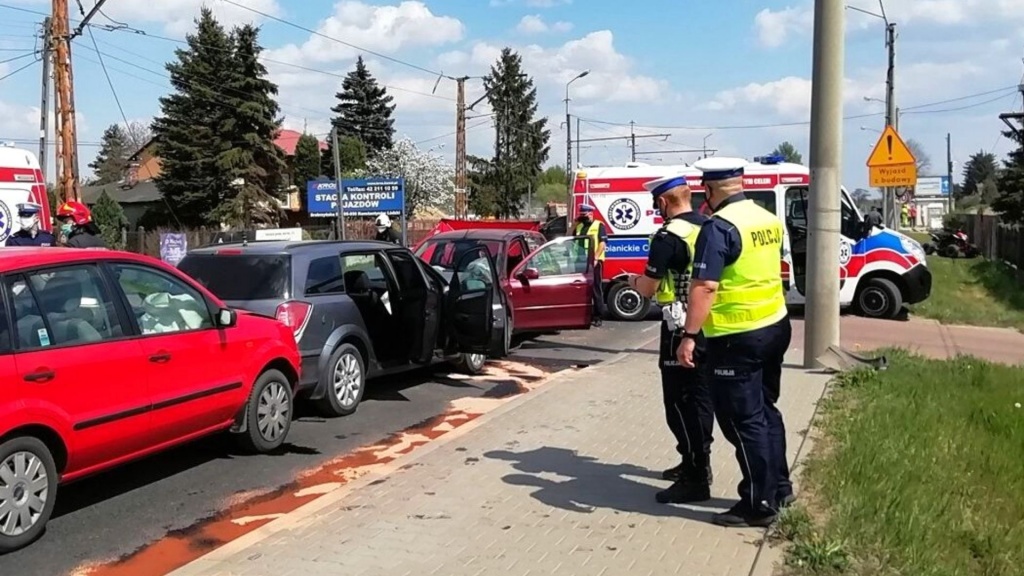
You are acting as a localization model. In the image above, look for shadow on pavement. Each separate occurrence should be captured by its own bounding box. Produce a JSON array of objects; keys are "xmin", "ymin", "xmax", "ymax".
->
[{"xmin": 484, "ymin": 447, "xmax": 734, "ymax": 524}]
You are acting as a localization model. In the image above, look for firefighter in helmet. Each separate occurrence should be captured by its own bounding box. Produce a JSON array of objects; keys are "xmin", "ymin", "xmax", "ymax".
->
[{"xmin": 56, "ymin": 201, "xmax": 107, "ymax": 248}]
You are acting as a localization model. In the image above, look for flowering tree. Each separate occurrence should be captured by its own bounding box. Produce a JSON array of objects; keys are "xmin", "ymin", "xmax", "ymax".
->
[{"xmin": 365, "ymin": 136, "xmax": 455, "ymax": 216}]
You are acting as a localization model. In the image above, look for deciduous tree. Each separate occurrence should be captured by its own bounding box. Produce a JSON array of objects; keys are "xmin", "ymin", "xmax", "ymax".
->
[{"xmin": 365, "ymin": 137, "xmax": 455, "ymax": 217}]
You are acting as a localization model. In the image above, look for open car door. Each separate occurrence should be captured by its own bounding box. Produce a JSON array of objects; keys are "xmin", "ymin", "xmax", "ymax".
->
[
  {"xmin": 784, "ymin": 187, "xmax": 809, "ymax": 295},
  {"xmin": 508, "ymin": 236, "xmax": 593, "ymax": 331},
  {"xmin": 445, "ymin": 246, "xmax": 509, "ymax": 357}
]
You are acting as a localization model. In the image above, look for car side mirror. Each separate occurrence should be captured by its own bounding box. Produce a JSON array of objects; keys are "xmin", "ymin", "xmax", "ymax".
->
[
  {"xmin": 518, "ymin": 267, "xmax": 540, "ymax": 281},
  {"xmin": 217, "ymin": 308, "xmax": 237, "ymax": 328}
]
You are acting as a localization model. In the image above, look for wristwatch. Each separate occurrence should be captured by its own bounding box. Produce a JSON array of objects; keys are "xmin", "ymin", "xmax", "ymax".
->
[{"xmin": 679, "ymin": 331, "xmax": 699, "ymax": 341}]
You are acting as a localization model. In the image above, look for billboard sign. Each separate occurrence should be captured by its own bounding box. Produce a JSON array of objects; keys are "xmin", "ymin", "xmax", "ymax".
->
[
  {"xmin": 306, "ymin": 178, "xmax": 405, "ymax": 217},
  {"xmin": 915, "ymin": 176, "xmax": 949, "ymax": 197}
]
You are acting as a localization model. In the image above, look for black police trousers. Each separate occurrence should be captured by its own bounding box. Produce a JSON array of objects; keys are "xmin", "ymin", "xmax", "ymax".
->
[
  {"xmin": 706, "ymin": 316, "xmax": 793, "ymax": 511},
  {"xmin": 660, "ymin": 329, "xmax": 714, "ymax": 480}
]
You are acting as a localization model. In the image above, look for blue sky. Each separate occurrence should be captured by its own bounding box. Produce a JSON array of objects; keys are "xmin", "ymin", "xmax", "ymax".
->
[{"xmin": 1, "ymin": 0, "xmax": 1021, "ymax": 190}]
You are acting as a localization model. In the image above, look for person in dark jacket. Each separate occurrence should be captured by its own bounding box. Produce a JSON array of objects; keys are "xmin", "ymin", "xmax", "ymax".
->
[
  {"xmin": 374, "ymin": 213, "xmax": 402, "ymax": 244},
  {"xmin": 5, "ymin": 202, "xmax": 56, "ymax": 246},
  {"xmin": 56, "ymin": 200, "xmax": 107, "ymax": 248}
]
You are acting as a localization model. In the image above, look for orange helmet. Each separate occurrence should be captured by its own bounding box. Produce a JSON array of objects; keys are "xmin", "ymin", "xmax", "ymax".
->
[{"xmin": 56, "ymin": 200, "xmax": 92, "ymax": 225}]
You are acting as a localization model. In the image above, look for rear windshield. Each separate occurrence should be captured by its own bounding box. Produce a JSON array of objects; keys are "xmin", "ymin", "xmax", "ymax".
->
[
  {"xmin": 415, "ymin": 239, "xmax": 502, "ymax": 270},
  {"xmin": 178, "ymin": 253, "xmax": 291, "ymax": 300}
]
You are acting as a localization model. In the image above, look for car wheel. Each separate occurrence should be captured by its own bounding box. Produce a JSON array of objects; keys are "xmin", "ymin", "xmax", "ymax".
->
[
  {"xmin": 606, "ymin": 282, "xmax": 651, "ymax": 322},
  {"xmin": 855, "ymin": 277, "xmax": 903, "ymax": 319},
  {"xmin": 0, "ymin": 436, "xmax": 58, "ymax": 553},
  {"xmin": 314, "ymin": 343, "xmax": 366, "ymax": 418},
  {"xmin": 236, "ymin": 369, "xmax": 293, "ymax": 453},
  {"xmin": 455, "ymin": 352, "xmax": 488, "ymax": 375},
  {"xmin": 942, "ymin": 244, "xmax": 960, "ymax": 259}
]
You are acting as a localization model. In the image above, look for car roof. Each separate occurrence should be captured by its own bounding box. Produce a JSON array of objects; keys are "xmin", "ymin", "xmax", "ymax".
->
[
  {"xmin": 423, "ymin": 229, "xmax": 529, "ymax": 242},
  {"xmin": 186, "ymin": 239, "xmax": 400, "ymax": 255},
  {"xmin": 0, "ymin": 247, "xmax": 158, "ymax": 271}
]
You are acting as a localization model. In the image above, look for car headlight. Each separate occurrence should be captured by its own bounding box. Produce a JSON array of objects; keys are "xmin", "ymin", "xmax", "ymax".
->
[{"xmin": 900, "ymin": 235, "xmax": 926, "ymax": 265}]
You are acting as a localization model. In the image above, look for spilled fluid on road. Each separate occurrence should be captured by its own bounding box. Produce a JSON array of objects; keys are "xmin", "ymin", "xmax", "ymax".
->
[{"xmin": 70, "ymin": 361, "xmax": 557, "ymax": 576}]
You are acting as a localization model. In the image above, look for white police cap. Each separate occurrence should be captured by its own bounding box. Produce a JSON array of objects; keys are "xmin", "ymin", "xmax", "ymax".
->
[
  {"xmin": 693, "ymin": 157, "xmax": 747, "ymax": 182},
  {"xmin": 642, "ymin": 173, "xmax": 689, "ymax": 198}
]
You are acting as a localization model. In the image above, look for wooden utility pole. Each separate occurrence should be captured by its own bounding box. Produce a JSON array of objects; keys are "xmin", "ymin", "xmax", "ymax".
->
[
  {"xmin": 454, "ymin": 77, "xmax": 468, "ymax": 220},
  {"xmin": 51, "ymin": 0, "xmax": 79, "ymax": 201}
]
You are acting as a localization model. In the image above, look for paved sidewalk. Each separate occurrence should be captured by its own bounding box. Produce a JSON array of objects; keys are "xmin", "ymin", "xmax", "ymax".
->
[{"xmin": 170, "ymin": 339, "xmax": 829, "ymax": 576}]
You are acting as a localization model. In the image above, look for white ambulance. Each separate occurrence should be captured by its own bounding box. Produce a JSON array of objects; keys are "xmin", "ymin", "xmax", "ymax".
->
[
  {"xmin": 0, "ymin": 144, "xmax": 53, "ymax": 243},
  {"xmin": 570, "ymin": 156, "xmax": 932, "ymax": 321}
]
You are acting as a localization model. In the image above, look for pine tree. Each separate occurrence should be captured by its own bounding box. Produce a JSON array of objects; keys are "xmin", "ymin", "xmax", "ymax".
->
[
  {"xmin": 91, "ymin": 190, "xmax": 128, "ymax": 249},
  {"xmin": 483, "ymin": 48, "xmax": 550, "ymax": 218},
  {"xmin": 329, "ymin": 56, "xmax": 396, "ymax": 156},
  {"xmin": 961, "ymin": 150, "xmax": 999, "ymax": 198},
  {"xmin": 771, "ymin": 141, "xmax": 803, "ymax": 164},
  {"xmin": 214, "ymin": 23, "xmax": 288, "ymax": 228},
  {"xmin": 89, "ymin": 124, "xmax": 132, "ymax": 185},
  {"xmin": 152, "ymin": 8, "xmax": 237, "ymax": 226},
  {"xmin": 994, "ymin": 128, "xmax": 1024, "ymax": 224}
]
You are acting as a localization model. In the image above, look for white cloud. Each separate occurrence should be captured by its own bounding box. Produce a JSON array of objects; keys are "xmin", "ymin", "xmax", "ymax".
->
[
  {"xmin": 99, "ymin": 0, "xmax": 282, "ymax": 36},
  {"xmin": 753, "ymin": 6, "xmax": 813, "ymax": 48},
  {"xmin": 515, "ymin": 14, "xmax": 572, "ymax": 34},
  {"xmin": 262, "ymin": 1, "xmax": 464, "ymax": 66}
]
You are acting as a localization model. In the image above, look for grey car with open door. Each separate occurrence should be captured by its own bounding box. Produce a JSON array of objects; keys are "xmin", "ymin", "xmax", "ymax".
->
[{"xmin": 445, "ymin": 246, "xmax": 510, "ymax": 360}]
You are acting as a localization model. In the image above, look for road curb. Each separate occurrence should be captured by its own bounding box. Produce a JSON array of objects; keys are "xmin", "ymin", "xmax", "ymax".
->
[{"xmin": 170, "ymin": 335, "xmax": 659, "ymax": 575}]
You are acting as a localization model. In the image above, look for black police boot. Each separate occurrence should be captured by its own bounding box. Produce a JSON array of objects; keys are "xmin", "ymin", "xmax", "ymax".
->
[
  {"xmin": 662, "ymin": 462, "xmax": 685, "ymax": 481},
  {"xmin": 712, "ymin": 503, "xmax": 778, "ymax": 528},
  {"xmin": 655, "ymin": 463, "xmax": 711, "ymax": 504}
]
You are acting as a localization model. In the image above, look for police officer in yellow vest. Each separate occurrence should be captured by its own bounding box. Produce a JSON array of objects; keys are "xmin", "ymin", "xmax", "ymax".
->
[
  {"xmin": 574, "ymin": 204, "xmax": 607, "ymax": 326},
  {"xmin": 676, "ymin": 157, "xmax": 794, "ymax": 528},
  {"xmin": 625, "ymin": 174, "xmax": 714, "ymax": 504}
]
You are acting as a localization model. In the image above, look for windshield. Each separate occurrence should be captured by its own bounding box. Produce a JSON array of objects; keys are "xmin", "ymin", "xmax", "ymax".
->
[
  {"xmin": 178, "ymin": 253, "xmax": 291, "ymax": 300},
  {"xmin": 414, "ymin": 238, "xmax": 503, "ymax": 271}
]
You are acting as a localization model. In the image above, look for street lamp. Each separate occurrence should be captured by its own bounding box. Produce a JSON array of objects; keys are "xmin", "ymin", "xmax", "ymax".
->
[
  {"xmin": 565, "ymin": 70, "xmax": 590, "ymax": 210},
  {"xmin": 702, "ymin": 132, "xmax": 713, "ymax": 159}
]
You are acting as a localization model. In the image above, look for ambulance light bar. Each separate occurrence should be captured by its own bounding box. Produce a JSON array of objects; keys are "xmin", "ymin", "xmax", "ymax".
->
[{"xmin": 754, "ymin": 154, "xmax": 785, "ymax": 164}]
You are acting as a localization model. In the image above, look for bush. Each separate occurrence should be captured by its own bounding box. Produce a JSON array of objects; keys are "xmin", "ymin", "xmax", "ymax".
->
[
  {"xmin": 91, "ymin": 190, "xmax": 128, "ymax": 249},
  {"xmin": 942, "ymin": 212, "xmax": 968, "ymax": 230}
]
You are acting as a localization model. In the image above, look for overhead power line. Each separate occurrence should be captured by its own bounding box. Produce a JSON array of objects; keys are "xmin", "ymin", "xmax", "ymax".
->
[{"xmin": 0, "ymin": 55, "xmax": 38, "ymax": 83}]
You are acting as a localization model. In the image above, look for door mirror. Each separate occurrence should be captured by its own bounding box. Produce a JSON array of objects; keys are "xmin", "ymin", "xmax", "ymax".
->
[
  {"xmin": 216, "ymin": 308, "xmax": 237, "ymax": 328},
  {"xmin": 519, "ymin": 267, "xmax": 540, "ymax": 281}
]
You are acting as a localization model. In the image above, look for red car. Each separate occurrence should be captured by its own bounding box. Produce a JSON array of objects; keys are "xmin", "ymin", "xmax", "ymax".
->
[
  {"xmin": 414, "ymin": 229, "xmax": 595, "ymax": 332},
  {"xmin": 0, "ymin": 248, "xmax": 301, "ymax": 553}
]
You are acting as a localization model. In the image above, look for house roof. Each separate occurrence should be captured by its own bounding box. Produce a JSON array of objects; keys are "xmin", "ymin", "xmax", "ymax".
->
[
  {"xmin": 274, "ymin": 129, "xmax": 328, "ymax": 156},
  {"xmin": 81, "ymin": 180, "xmax": 161, "ymax": 205}
]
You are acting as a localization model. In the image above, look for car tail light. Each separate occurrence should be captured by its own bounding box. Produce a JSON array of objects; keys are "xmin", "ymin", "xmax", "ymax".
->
[
  {"xmin": 216, "ymin": 249, "xmax": 243, "ymax": 255},
  {"xmin": 275, "ymin": 301, "xmax": 312, "ymax": 340}
]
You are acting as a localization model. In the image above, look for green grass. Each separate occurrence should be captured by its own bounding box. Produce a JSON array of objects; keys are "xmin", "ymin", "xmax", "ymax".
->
[
  {"xmin": 783, "ymin": 351, "xmax": 1024, "ymax": 575},
  {"xmin": 904, "ymin": 234, "xmax": 1024, "ymax": 331}
]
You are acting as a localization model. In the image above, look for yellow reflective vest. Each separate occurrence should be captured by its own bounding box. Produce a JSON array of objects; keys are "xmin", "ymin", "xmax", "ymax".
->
[
  {"xmin": 574, "ymin": 220, "xmax": 606, "ymax": 261},
  {"xmin": 703, "ymin": 199, "xmax": 788, "ymax": 338},
  {"xmin": 653, "ymin": 218, "xmax": 700, "ymax": 306}
]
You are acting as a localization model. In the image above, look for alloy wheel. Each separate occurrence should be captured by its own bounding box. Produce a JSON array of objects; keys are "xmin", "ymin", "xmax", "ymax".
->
[
  {"xmin": 333, "ymin": 352, "xmax": 363, "ymax": 408},
  {"xmin": 256, "ymin": 381, "xmax": 290, "ymax": 442},
  {"xmin": 0, "ymin": 451, "xmax": 49, "ymax": 537}
]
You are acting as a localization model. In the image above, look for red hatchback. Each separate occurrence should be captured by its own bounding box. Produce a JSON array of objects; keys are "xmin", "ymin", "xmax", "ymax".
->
[
  {"xmin": 0, "ymin": 248, "xmax": 301, "ymax": 553},
  {"xmin": 415, "ymin": 230, "xmax": 595, "ymax": 332}
]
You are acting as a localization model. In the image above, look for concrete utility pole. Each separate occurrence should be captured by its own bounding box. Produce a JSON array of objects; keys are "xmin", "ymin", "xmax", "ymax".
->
[
  {"xmin": 454, "ymin": 76, "xmax": 468, "ymax": 220},
  {"xmin": 38, "ymin": 17, "xmax": 51, "ymax": 181},
  {"xmin": 883, "ymin": 21, "xmax": 898, "ymax": 228},
  {"xmin": 804, "ymin": 0, "xmax": 845, "ymax": 368},
  {"xmin": 947, "ymin": 133, "xmax": 954, "ymax": 211}
]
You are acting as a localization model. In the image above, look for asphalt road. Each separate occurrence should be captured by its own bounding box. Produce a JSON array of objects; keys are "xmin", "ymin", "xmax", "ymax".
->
[{"xmin": 1, "ymin": 314, "xmax": 660, "ymax": 576}]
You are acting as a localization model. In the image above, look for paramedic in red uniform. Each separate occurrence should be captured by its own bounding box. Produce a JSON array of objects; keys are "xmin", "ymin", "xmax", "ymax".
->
[{"xmin": 574, "ymin": 204, "xmax": 607, "ymax": 326}]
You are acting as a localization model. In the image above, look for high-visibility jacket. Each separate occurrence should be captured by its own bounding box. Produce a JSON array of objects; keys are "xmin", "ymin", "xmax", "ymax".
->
[
  {"xmin": 653, "ymin": 218, "xmax": 700, "ymax": 306},
  {"xmin": 574, "ymin": 220, "xmax": 606, "ymax": 261},
  {"xmin": 703, "ymin": 199, "xmax": 787, "ymax": 338}
]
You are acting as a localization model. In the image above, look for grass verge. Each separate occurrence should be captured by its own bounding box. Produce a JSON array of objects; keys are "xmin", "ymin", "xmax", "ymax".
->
[
  {"xmin": 777, "ymin": 350, "xmax": 1024, "ymax": 575},
  {"xmin": 903, "ymin": 236, "xmax": 1024, "ymax": 331}
]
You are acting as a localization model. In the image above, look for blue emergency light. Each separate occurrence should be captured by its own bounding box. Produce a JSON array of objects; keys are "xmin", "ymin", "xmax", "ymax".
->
[{"xmin": 754, "ymin": 154, "xmax": 785, "ymax": 165}]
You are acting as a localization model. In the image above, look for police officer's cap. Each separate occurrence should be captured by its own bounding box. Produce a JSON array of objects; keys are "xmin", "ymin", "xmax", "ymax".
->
[
  {"xmin": 693, "ymin": 157, "xmax": 747, "ymax": 182},
  {"xmin": 578, "ymin": 203, "xmax": 595, "ymax": 212},
  {"xmin": 642, "ymin": 174, "xmax": 689, "ymax": 199},
  {"xmin": 16, "ymin": 202, "xmax": 43, "ymax": 215}
]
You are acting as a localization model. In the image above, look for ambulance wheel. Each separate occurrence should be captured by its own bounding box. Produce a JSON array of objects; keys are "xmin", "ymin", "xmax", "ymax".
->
[
  {"xmin": 855, "ymin": 277, "xmax": 903, "ymax": 319},
  {"xmin": 606, "ymin": 282, "xmax": 651, "ymax": 322}
]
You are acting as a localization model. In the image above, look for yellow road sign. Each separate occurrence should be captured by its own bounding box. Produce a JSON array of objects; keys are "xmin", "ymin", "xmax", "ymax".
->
[
  {"xmin": 869, "ymin": 163, "xmax": 917, "ymax": 188},
  {"xmin": 867, "ymin": 125, "xmax": 916, "ymax": 167}
]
